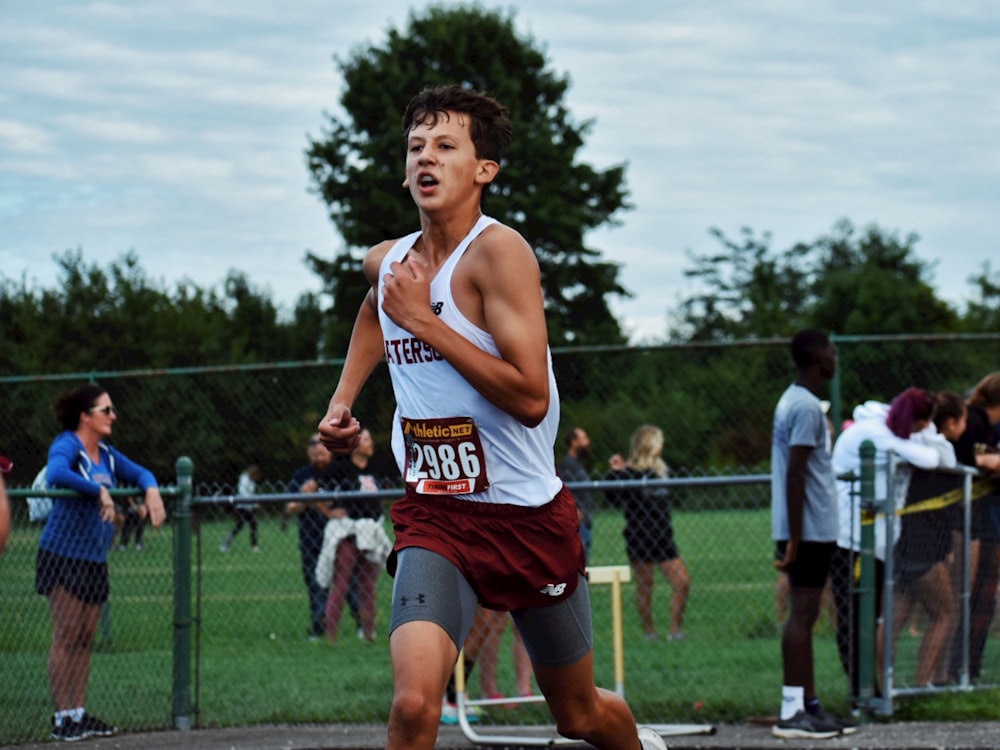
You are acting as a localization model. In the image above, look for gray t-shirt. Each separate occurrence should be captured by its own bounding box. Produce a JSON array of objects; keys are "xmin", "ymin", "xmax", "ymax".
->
[
  {"xmin": 557, "ymin": 454, "xmax": 595, "ymax": 522},
  {"xmin": 771, "ymin": 383, "xmax": 838, "ymax": 542}
]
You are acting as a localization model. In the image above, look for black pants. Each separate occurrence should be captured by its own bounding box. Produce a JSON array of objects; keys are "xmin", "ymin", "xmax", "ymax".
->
[
  {"xmin": 830, "ymin": 546, "xmax": 884, "ymax": 698},
  {"xmin": 226, "ymin": 508, "xmax": 258, "ymax": 547},
  {"xmin": 119, "ymin": 507, "xmax": 146, "ymax": 547},
  {"xmin": 948, "ymin": 538, "xmax": 999, "ymax": 681}
]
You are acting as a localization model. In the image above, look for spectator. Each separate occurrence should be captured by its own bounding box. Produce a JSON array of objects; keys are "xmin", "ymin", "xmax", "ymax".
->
[
  {"xmin": 830, "ymin": 387, "xmax": 945, "ymax": 700},
  {"xmin": 771, "ymin": 330, "xmax": 854, "ymax": 739},
  {"xmin": 557, "ymin": 427, "xmax": 596, "ymax": 563},
  {"xmin": 946, "ymin": 372, "xmax": 1000, "ymax": 683},
  {"xmin": 35, "ymin": 384, "xmax": 165, "ymax": 741},
  {"xmin": 775, "ymin": 406, "xmax": 836, "ymax": 626},
  {"xmin": 220, "ymin": 464, "xmax": 262, "ymax": 553},
  {"xmin": 114, "ymin": 494, "xmax": 146, "ymax": 551},
  {"xmin": 605, "ymin": 424, "xmax": 690, "ymax": 642},
  {"xmin": 476, "ymin": 610, "xmax": 534, "ymax": 705},
  {"xmin": 285, "ymin": 434, "xmax": 340, "ymax": 640},
  {"xmin": 889, "ymin": 390, "xmax": 965, "ymax": 687},
  {"xmin": 317, "ymin": 428, "xmax": 392, "ymax": 642},
  {"xmin": 440, "ymin": 606, "xmax": 533, "ymax": 725}
]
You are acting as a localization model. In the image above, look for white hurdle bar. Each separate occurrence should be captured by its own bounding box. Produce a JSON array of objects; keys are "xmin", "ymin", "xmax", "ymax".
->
[{"xmin": 452, "ymin": 565, "xmax": 716, "ymax": 746}]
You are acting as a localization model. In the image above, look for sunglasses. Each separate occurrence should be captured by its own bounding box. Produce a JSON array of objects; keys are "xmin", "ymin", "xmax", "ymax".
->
[{"xmin": 89, "ymin": 405, "xmax": 117, "ymax": 416}]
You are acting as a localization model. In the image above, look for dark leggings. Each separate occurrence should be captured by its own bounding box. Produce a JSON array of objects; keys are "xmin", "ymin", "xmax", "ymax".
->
[{"xmin": 830, "ymin": 546, "xmax": 884, "ymax": 698}]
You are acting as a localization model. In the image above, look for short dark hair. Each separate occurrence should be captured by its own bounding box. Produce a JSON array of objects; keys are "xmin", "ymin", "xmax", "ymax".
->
[
  {"xmin": 53, "ymin": 383, "xmax": 106, "ymax": 431},
  {"xmin": 402, "ymin": 84, "xmax": 512, "ymax": 164},
  {"xmin": 790, "ymin": 329, "xmax": 830, "ymax": 369}
]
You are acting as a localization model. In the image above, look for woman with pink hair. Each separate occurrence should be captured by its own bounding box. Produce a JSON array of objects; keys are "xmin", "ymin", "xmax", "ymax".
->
[{"xmin": 829, "ymin": 387, "xmax": 950, "ymax": 696}]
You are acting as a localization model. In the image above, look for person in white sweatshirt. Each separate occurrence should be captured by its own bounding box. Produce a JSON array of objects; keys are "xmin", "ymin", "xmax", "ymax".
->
[{"xmin": 829, "ymin": 387, "xmax": 943, "ymax": 698}]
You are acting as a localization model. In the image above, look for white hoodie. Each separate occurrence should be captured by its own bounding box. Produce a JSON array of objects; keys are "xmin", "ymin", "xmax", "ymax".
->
[{"xmin": 831, "ymin": 401, "xmax": 949, "ymax": 559}]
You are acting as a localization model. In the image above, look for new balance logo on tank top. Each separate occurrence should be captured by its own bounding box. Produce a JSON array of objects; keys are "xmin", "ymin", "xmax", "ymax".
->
[{"xmin": 379, "ymin": 215, "xmax": 562, "ymax": 507}]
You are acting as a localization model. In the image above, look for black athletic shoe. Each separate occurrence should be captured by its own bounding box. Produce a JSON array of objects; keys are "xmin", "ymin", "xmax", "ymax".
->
[
  {"xmin": 814, "ymin": 706, "xmax": 858, "ymax": 735},
  {"xmin": 80, "ymin": 712, "xmax": 118, "ymax": 737},
  {"xmin": 771, "ymin": 709, "xmax": 841, "ymax": 739},
  {"xmin": 51, "ymin": 718, "xmax": 86, "ymax": 742}
]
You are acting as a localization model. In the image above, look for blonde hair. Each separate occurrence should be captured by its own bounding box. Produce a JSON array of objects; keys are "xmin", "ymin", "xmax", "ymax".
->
[{"xmin": 628, "ymin": 424, "xmax": 668, "ymax": 477}]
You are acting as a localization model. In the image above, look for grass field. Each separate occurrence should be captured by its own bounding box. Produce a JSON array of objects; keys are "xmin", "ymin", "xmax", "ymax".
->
[{"xmin": 2, "ymin": 504, "xmax": 999, "ymax": 744}]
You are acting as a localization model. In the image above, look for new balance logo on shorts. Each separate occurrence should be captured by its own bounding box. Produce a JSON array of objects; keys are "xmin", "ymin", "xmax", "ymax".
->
[{"xmin": 539, "ymin": 582, "xmax": 567, "ymax": 597}]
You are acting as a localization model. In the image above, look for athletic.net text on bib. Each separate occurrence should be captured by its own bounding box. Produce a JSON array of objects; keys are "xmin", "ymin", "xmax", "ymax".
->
[{"xmin": 401, "ymin": 416, "xmax": 490, "ymax": 495}]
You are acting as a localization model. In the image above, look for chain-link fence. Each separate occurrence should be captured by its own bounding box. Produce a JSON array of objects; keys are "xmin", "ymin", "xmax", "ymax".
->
[{"xmin": 2, "ymin": 334, "xmax": 999, "ymax": 744}]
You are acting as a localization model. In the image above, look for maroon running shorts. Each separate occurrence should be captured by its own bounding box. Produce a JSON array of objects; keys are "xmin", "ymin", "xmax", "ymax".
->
[{"xmin": 388, "ymin": 484, "xmax": 586, "ymax": 611}]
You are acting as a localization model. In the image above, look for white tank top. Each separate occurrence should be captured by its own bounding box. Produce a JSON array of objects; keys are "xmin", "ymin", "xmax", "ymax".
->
[{"xmin": 379, "ymin": 215, "xmax": 562, "ymax": 507}]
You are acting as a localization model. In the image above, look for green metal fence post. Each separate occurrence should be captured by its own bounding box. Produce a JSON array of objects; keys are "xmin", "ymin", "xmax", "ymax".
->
[
  {"xmin": 856, "ymin": 440, "xmax": 877, "ymax": 717},
  {"xmin": 172, "ymin": 456, "xmax": 194, "ymax": 730}
]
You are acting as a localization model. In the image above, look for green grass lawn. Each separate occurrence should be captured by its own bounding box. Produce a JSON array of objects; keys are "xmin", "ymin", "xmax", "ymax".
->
[{"xmin": 2, "ymin": 505, "xmax": 998, "ymax": 744}]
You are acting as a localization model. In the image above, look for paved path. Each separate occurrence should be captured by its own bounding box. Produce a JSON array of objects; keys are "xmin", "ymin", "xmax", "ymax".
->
[{"xmin": 5, "ymin": 721, "xmax": 1000, "ymax": 750}]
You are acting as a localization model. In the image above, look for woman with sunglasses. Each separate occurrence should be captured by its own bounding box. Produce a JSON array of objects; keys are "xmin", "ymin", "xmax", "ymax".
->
[{"xmin": 35, "ymin": 384, "xmax": 166, "ymax": 741}]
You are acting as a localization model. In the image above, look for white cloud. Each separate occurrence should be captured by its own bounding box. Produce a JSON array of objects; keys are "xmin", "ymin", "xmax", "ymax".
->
[
  {"xmin": 56, "ymin": 113, "xmax": 169, "ymax": 144},
  {"xmin": 1, "ymin": 0, "xmax": 999, "ymax": 342},
  {"xmin": 0, "ymin": 120, "xmax": 54, "ymax": 155}
]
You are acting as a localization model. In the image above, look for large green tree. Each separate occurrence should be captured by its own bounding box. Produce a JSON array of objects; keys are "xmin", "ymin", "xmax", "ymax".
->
[
  {"xmin": 809, "ymin": 220, "xmax": 958, "ymax": 335},
  {"xmin": 305, "ymin": 3, "xmax": 632, "ymax": 348},
  {"xmin": 960, "ymin": 262, "xmax": 1000, "ymax": 333},
  {"xmin": 670, "ymin": 219, "xmax": 960, "ymax": 341}
]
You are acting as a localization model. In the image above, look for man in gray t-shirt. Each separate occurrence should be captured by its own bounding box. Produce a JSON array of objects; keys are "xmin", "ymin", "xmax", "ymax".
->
[
  {"xmin": 557, "ymin": 427, "xmax": 596, "ymax": 563},
  {"xmin": 771, "ymin": 385, "xmax": 838, "ymax": 544},
  {"xmin": 769, "ymin": 330, "xmax": 855, "ymax": 740}
]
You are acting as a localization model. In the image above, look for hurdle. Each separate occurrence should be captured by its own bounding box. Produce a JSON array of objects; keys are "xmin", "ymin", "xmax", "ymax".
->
[{"xmin": 452, "ymin": 565, "xmax": 717, "ymax": 745}]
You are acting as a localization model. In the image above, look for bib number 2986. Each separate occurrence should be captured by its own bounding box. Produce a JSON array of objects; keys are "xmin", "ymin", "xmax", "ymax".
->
[{"xmin": 401, "ymin": 416, "xmax": 489, "ymax": 495}]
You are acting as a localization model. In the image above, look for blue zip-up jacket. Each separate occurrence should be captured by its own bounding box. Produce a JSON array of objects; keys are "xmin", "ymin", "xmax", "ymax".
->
[{"xmin": 39, "ymin": 431, "xmax": 158, "ymax": 563}]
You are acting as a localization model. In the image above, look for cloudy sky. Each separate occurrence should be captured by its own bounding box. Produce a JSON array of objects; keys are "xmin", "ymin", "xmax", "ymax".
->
[{"xmin": 2, "ymin": 1, "xmax": 998, "ymax": 343}]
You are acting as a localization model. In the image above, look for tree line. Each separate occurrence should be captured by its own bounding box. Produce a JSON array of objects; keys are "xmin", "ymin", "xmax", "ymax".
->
[{"xmin": 3, "ymin": 5, "xmax": 999, "ymax": 484}]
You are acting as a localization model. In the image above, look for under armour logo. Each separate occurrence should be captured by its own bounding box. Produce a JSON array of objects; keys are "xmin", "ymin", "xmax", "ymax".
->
[
  {"xmin": 430, "ymin": 301, "xmax": 444, "ymax": 315},
  {"xmin": 539, "ymin": 583, "xmax": 567, "ymax": 597},
  {"xmin": 400, "ymin": 594, "xmax": 427, "ymax": 606}
]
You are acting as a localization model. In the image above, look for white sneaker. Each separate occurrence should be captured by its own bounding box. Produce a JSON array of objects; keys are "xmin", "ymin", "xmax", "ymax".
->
[{"xmin": 638, "ymin": 726, "xmax": 668, "ymax": 750}]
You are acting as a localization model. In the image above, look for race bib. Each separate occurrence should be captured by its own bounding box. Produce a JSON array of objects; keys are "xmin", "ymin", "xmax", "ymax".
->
[{"xmin": 401, "ymin": 416, "xmax": 489, "ymax": 495}]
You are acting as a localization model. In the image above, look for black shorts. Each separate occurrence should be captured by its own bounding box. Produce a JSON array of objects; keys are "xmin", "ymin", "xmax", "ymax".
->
[
  {"xmin": 775, "ymin": 540, "xmax": 835, "ymax": 589},
  {"xmin": 35, "ymin": 548, "xmax": 110, "ymax": 605}
]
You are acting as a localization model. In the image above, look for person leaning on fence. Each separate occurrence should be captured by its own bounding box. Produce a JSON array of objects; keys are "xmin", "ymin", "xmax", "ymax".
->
[
  {"xmin": 316, "ymin": 84, "xmax": 665, "ymax": 750},
  {"xmin": 285, "ymin": 433, "xmax": 340, "ymax": 640},
  {"xmin": 886, "ymin": 390, "xmax": 966, "ymax": 687},
  {"xmin": 220, "ymin": 464, "xmax": 262, "ymax": 553},
  {"xmin": 770, "ymin": 330, "xmax": 856, "ymax": 740},
  {"xmin": 35, "ymin": 384, "xmax": 166, "ymax": 742},
  {"xmin": 316, "ymin": 427, "xmax": 391, "ymax": 643},
  {"xmin": 830, "ymin": 387, "xmax": 946, "ymax": 701},
  {"xmin": 945, "ymin": 371, "xmax": 1000, "ymax": 683},
  {"xmin": 604, "ymin": 424, "xmax": 690, "ymax": 642}
]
